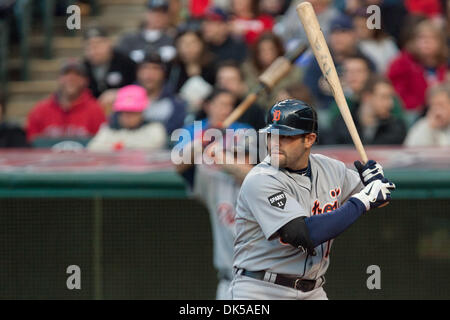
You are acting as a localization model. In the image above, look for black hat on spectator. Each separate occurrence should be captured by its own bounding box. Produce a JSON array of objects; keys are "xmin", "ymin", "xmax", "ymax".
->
[
  {"xmin": 140, "ymin": 52, "xmax": 167, "ymax": 72},
  {"xmin": 60, "ymin": 58, "xmax": 88, "ymax": 77},
  {"xmin": 83, "ymin": 26, "xmax": 109, "ymax": 40},
  {"xmin": 353, "ymin": 7, "xmax": 370, "ymax": 18},
  {"xmin": 330, "ymin": 15, "xmax": 354, "ymax": 32},
  {"xmin": 204, "ymin": 7, "xmax": 229, "ymax": 22},
  {"xmin": 147, "ymin": 0, "xmax": 169, "ymax": 11}
]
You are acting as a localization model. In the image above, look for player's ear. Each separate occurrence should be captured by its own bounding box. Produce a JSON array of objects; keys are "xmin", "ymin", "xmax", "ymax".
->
[{"xmin": 304, "ymin": 133, "xmax": 316, "ymax": 148}]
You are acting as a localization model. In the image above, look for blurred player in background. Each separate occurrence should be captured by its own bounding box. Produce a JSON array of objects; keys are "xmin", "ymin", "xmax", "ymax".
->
[
  {"xmin": 179, "ymin": 89, "xmax": 251, "ymax": 152},
  {"xmin": 191, "ymin": 135, "xmax": 256, "ymax": 299},
  {"xmin": 173, "ymin": 88, "xmax": 251, "ymax": 188},
  {"xmin": 173, "ymin": 87, "xmax": 257, "ymax": 298}
]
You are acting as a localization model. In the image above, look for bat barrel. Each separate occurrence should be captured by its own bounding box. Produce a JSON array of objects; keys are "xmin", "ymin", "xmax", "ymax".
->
[{"xmin": 296, "ymin": 2, "xmax": 369, "ymax": 164}]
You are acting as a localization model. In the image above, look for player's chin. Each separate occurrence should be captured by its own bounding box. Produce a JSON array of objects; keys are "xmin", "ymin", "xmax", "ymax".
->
[{"xmin": 270, "ymin": 152, "xmax": 286, "ymax": 168}]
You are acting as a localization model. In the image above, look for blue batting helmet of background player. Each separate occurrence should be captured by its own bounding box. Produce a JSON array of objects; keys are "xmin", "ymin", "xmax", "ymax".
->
[{"xmin": 259, "ymin": 99, "xmax": 319, "ymax": 136}]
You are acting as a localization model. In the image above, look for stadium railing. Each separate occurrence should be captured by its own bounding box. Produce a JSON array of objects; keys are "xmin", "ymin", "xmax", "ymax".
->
[
  {"xmin": 39, "ymin": 0, "xmax": 56, "ymax": 59},
  {"xmin": 14, "ymin": 0, "xmax": 32, "ymax": 80},
  {"xmin": 0, "ymin": 17, "xmax": 10, "ymax": 89}
]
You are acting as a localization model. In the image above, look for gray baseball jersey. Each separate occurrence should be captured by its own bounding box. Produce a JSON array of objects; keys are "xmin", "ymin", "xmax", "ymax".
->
[
  {"xmin": 233, "ymin": 153, "xmax": 363, "ymax": 279},
  {"xmin": 194, "ymin": 164, "xmax": 241, "ymax": 281}
]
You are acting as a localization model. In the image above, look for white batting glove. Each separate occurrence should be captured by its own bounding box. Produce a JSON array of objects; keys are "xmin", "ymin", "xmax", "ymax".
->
[
  {"xmin": 354, "ymin": 160, "xmax": 385, "ymax": 186},
  {"xmin": 351, "ymin": 178, "xmax": 396, "ymax": 211}
]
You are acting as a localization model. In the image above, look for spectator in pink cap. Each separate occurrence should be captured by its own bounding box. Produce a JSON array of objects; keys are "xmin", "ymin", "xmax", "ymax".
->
[{"xmin": 87, "ymin": 85, "xmax": 167, "ymax": 151}]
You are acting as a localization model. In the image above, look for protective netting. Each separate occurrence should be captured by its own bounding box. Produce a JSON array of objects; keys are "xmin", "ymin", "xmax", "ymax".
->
[
  {"xmin": 0, "ymin": 198, "xmax": 449, "ymax": 299},
  {"xmin": 326, "ymin": 199, "xmax": 450, "ymax": 299}
]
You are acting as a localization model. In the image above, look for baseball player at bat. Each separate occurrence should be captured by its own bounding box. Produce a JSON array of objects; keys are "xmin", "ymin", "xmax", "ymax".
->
[{"xmin": 229, "ymin": 99, "xmax": 395, "ymax": 300}]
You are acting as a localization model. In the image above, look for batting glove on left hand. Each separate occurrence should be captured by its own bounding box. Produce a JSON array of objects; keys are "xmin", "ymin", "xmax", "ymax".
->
[
  {"xmin": 354, "ymin": 160, "xmax": 385, "ymax": 186},
  {"xmin": 351, "ymin": 178, "xmax": 396, "ymax": 212}
]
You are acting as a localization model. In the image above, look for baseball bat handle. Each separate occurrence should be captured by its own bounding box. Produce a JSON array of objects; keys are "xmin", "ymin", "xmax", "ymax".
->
[
  {"xmin": 259, "ymin": 42, "xmax": 308, "ymax": 89},
  {"xmin": 222, "ymin": 93, "xmax": 258, "ymax": 128}
]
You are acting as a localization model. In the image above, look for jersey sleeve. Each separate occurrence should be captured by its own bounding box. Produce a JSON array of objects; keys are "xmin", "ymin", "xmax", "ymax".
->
[
  {"xmin": 341, "ymin": 167, "xmax": 364, "ymax": 202},
  {"xmin": 240, "ymin": 172, "xmax": 308, "ymax": 240}
]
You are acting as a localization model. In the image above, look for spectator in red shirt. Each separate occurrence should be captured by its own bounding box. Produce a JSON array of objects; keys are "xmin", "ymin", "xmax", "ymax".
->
[
  {"xmin": 189, "ymin": 0, "xmax": 210, "ymax": 18},
  {"xmin": 405, "ymin": 0, "xmax": 443, "ymax": 19},
  {"xmin": 26, "ymin": 59, "xmax": 106, "ymax": 143},
  {"xmin": 229, "ymin": 0, "xmax": 274, "ymax": 45},
  {"xmin": 387, "ymin": 19, "xmax": 448, "ymax": 120}
]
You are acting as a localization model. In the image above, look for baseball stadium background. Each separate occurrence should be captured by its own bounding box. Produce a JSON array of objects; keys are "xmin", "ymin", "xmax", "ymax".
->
[{"xmin": 0, "ymin": 0, "xmax": 449, "ymax": 300}]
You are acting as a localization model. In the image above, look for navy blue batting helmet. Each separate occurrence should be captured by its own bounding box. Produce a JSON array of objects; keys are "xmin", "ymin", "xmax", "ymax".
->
[{"xmin": 259, "ymin": 99, "xmax": 318, "ymax": 136}]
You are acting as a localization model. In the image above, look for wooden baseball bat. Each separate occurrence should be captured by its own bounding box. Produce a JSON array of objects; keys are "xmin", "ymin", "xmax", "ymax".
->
[
  {"xmin": 296, "ymin": 2, "xmax": 368, "ymax": 163},
  {"xmin": 222, "ymin": 42, "xmax": 308, "ymax": 128}
]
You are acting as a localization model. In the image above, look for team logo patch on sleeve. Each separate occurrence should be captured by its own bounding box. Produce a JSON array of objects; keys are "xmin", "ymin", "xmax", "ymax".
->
[{"xmin": 268, "ymin": 192, "xmax": 287, "ymax": 209}]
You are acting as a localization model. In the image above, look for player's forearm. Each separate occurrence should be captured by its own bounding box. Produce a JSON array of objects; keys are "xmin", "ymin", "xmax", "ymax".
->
[
  {"xmin": 304, "ymin": 198, "xmax": 366, "ymax": 247},
  {"xmin": 277, "ymin": 198, "xmax": 366, "ymax": 254}
]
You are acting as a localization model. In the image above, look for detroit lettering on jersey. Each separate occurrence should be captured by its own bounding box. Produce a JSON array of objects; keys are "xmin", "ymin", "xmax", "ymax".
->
[
  {"xmin": 311, "ymin": 188, "xmax": 341, "ymax": 215},
  {"xmin": 310, "ymin": 187, "xmax": 342, "ymax": 258}
]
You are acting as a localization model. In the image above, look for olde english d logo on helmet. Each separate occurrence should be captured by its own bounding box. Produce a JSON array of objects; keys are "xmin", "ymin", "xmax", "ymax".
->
[
  {"xmin": 273, "ymin": 110, "xmax": 281, "ymax": 122},
  {"xmin": 268, "ymin": 192, "xmax": 286, "ymax": 209}
]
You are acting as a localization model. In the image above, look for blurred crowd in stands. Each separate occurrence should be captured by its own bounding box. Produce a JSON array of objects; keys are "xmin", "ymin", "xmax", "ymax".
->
[{"xmin": 0, "ymin": 0, "xmax": 449, "ymax": 151}]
